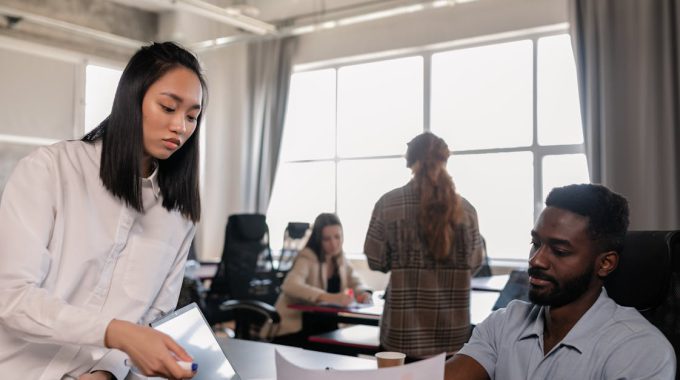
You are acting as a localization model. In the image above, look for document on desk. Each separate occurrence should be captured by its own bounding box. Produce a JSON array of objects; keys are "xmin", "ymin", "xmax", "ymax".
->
[{"xmin": 275, "ymin": 350, "xmax": 444, "ymax": 380}]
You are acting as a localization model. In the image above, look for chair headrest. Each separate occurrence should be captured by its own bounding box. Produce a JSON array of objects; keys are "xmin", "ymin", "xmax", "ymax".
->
[
  {"xmin": 286, "ymin": 222, "xmax": 310, "ymax": 239},
  {"xmin": 227, "ymin": 214, "xmax": 268, "ymax": 241},
  {"xmin": 605, "ymin": 230, "xmax": 677, "ymax": 311}
]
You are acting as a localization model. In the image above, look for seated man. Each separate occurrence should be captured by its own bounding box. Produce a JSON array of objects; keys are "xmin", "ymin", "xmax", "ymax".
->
[{"xmin": 445, "ymin": 183, "xmax": 676, "ymax": 379}]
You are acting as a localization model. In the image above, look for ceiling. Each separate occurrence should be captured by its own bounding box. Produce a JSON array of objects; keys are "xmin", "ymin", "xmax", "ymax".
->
[{"xmin": 0, "ymin": 0, "xmax": 467, "ymax": 59}]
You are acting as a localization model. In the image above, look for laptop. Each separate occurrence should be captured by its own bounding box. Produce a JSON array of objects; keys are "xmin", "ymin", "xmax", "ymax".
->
[
  {"xmin": 492, "ymin": 270, "xmax": 530, "ymax": 310},
  {"xmin": 150, "ymin": 303, "xmax": 237, "ymax": 379}
]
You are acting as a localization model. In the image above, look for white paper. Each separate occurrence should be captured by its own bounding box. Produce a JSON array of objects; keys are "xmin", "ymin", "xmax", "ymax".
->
[{"xmin": 275, "ymin": 350, "xmax": 445, "ymax": 380}]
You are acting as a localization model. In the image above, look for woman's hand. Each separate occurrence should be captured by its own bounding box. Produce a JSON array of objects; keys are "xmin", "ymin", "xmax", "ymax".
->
[
  {"xmin": 104, "ymin": 319, "xmax": 195, "ymax": 380},
  {"xmin": 78, "ymin": 371, "xmax": 112, "ymax": 380},
  {"xmin": 355, "ymin": 291, "xmax": 373, "ymax": 304},
  {"xmin": 318, "ymin": 292, "xmax": 354, "ymax": 307}
]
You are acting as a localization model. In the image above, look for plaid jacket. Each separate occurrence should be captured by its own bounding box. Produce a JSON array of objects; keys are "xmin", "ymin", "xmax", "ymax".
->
[{"xmin": 364, "ymin": 180, "xmax": 484, "ymax": 357}]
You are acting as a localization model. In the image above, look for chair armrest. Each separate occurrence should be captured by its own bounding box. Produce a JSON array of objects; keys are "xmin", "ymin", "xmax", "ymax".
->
[{"xmin": 220, "ymin": 299, "xmax": 281, "ymax": 324}]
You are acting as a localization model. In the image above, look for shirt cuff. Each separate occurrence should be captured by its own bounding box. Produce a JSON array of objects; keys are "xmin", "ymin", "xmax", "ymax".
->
[{"xmin": 90, "ymin": 348, "xmax": 130, "ymax": 380}]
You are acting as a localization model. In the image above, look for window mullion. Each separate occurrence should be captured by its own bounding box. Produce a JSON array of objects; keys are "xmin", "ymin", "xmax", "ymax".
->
[
  {"xmin": 423, "ymin": 53, "xmax": 431, "ymax": 133},
  {"xmin": 532, "ymin": 37, "xmax": 542, "ymax": 222}
]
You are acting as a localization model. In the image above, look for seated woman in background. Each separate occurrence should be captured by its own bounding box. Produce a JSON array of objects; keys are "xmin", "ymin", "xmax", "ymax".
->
[{"xmin": 273, "ymin": 213, "xmax": 372, "ymax": 346}]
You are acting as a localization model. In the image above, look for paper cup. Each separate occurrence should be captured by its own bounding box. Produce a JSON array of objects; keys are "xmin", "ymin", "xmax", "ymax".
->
[{"xmin": 375, "ymin": 351, "xmax": 406, "ymax": 368}]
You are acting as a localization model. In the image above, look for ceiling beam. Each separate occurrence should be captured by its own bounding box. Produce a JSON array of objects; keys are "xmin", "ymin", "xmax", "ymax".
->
[
  {"xmin": 130, "ymin": 0, "xmax": 276, "ymax": 35},
  {"xmin": 0, "ymin": 4, "xmax": 145, "ymax": 49}
]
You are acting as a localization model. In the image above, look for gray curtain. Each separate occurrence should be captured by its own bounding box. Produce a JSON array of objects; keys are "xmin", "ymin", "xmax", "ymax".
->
[
  {"xmin": 569, "ymin": 0, "xmax": 680, "ymax": 229},
  {"xmin": 245, "ymin": 36, "xmax": 298, "ymax": 213}
]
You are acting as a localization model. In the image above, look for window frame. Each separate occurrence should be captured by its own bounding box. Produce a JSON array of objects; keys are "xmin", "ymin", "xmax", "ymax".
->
[{"xmin": 273, "ymin": 24, "xmax": 585, "ymax": 266}]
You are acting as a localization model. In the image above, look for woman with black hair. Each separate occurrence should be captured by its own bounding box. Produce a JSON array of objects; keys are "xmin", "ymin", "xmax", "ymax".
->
[
  {"xmin": 364, "ymin": 132, "xmax": 485, "ymax": 360},
  {"xmin": 0, "ymin": 42, "xmax": 206, "ymax": 380},
  {"xmin": 273, "ymin": 213, "xmax": 372, "ymax": 345}
]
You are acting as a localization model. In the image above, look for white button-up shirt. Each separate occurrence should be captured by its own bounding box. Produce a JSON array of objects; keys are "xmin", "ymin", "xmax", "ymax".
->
[{"xmin": 0, "ymin": 140, "xmax": 195, "ymax": 380}]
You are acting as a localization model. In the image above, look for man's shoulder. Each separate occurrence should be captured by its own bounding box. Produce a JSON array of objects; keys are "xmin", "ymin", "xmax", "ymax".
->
[
  {"xmin": 481, "ymin": 299, "xmax": 540, "ymax": 329},
  {"xmin": 598, "ymin": 303, "xmax": 677, "ymax": 377},
  {"xmin": 608, "ymin": 302, "xmax": 672, "ymax": 343}
]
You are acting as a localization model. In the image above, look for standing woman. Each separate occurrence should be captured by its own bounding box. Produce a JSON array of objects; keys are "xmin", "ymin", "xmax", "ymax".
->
[
  {"xmin": 0, "ymin": 42, "xmax": 206, "ymax": 380},
  {"xmin": 364, "ymin": 132, "xmax": 484, "ymax": 359},
  {"xmin": 273, "ymin": 213, "xmax": 372, "ymax": 345}
]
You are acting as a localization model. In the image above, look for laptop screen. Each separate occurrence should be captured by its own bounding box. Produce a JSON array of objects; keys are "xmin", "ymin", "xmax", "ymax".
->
[
  {"xmin": 150, "ymin": 303, "xmax": 237, "ymax": 379},
  {"xmin": 492, "ymin": 270, "xmax": 530, "ymax": 310}
]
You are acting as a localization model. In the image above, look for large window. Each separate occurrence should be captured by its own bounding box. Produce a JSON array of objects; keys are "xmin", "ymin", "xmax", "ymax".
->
[
  {"xmin": 85, "ymin": 64, "xmax": 122, "ymax": 134},
  {"xmin": 267, "ymin": 32, "xmax": 589, "ymax": 263}
]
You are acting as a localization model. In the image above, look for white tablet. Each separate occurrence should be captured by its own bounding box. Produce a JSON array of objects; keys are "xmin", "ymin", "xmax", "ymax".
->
[{"xmin": 150, "ymin": 303, "xmax": 237, "ymax": 379}]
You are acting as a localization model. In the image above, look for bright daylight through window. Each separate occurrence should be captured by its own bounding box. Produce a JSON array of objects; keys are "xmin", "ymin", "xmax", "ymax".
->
[
  {"xmin": 268, "ymin": 32, "xmax": 589, "ymax": 264},
  {"xmin": 85, "ymin": 65, "xmax": 122, "ymax": 134}
]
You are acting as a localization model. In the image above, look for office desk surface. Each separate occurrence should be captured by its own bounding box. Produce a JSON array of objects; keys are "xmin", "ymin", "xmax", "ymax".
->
[
  {"xmin": 471, "ymin": 274, "xmax": 510, "ymax": 292},
  {"xmin": 218, "ymin": 338, "xmax": 376, "ymax": 380},
  {"xmin": 308, "ymin": 325, "xmax": 380, "ymax": 350}
]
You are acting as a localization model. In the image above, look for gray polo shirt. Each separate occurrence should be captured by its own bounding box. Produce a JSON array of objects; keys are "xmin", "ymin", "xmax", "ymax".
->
[{"xmin": 458, "ymin": 289, "xmax": 676, "ymax": 379}]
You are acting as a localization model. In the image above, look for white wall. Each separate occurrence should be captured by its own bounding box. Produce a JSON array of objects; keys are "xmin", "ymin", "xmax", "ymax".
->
[
  {"xmin": 196, "ymin": 43, "xmax": 251, "ymax": 259},
  {"xmin": 294, "ymin": 0, "xmax": 568, "ymax": 65}
]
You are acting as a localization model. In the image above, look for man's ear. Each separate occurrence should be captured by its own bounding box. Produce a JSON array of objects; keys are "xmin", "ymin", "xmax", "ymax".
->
[{"xmin": 597, "ymin": 251, "xmax": 618, "ymax": 278}]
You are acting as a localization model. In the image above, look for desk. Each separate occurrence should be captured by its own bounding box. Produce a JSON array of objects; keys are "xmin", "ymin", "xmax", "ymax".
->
[
  {"xmin": 290, "ymin": 290, "xmax": 499, "ymax": 326},
  {"xmin": 290, "ymin": 292, "xmax": 384, "ymax": 326},
  {"xmin": 218, "ymin": 338, "xmax": 376, "ymax": 380},
  {"xmin": 471, "ymin": 274, "xmax": 509, "ymax": 292},
  {"xmin": 308, "ymin": 325, "xmax": 380, "ymax": 353}
]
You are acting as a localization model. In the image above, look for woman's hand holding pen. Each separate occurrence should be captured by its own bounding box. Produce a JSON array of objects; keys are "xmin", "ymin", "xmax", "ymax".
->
[
  {"xmin": 355, "ymin": 291, "xmax": 373, "ymax": 304},
  {"xmin": 104, "ymin": 319, "xmax": 196, "ymax": 380},
  {"xmin": 318, "ymin": 292, "xmax": 354, "ymax": 306}
]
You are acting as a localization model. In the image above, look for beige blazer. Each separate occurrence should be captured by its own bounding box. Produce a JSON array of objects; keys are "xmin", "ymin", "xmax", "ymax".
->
[{"xmin": 273, "ymin": 248, "xmax": 371, "ymax": 336}]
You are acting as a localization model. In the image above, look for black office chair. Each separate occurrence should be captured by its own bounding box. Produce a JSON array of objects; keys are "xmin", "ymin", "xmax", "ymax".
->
[
  {"xmin": 220, "ymin": 299, "xmax": 280, "ymax": 342},
  {"xmin": 604, "ymin": 230, "xmax": 680, "ymax": 378},
  {"xmin": 203, "ymin": 214, "xmax": 282, "ymax": 325},
  {"xmin": 278, "ymin": 222, "xmax": 310, "ymax": 273},
  {"xmin": 605, "ymin": 231, "xmax": 674, "ymax": 310}
]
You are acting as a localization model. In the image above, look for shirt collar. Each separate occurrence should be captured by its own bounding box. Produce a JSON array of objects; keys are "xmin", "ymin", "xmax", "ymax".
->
[
  {"xmin": 557, "ymin": 288, "xmax": 613, "ymax": 352},
  {"xmin": 518, "ymin": 305, "xmax": 545, "ymax": 341},
  {"xmin": 517, "ymin": 288, "xmax": 612, "ymax": 354},
  {"xmin": 141, "ymin": 162, "xmax": 161, "ymax": 199}
]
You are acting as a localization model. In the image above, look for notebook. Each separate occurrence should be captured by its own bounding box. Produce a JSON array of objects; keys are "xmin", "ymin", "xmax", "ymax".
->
[{"xmin": 150, "ymin": 303, "xmax": 237, "ymax": 379}]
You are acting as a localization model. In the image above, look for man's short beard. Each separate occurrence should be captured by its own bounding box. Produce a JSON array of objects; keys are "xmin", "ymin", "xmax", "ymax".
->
[{"xmin": 529, "ymin": 264, "xmax": 594, "ymax": 307}]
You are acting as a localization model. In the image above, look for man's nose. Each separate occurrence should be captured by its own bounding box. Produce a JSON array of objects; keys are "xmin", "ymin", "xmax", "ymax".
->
[{"xmin": 528, "ymin": 245, "xmax": 548, "ymax": 269}]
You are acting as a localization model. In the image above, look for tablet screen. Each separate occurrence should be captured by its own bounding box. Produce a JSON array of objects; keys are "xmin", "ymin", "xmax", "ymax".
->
[{"xmin": 151, "ymin": 303, "xmax": 237, "ymax": 379}]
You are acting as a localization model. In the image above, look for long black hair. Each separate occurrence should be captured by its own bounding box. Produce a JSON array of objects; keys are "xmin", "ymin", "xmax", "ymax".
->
[
  {"xmin": 305, "ymin": 213, "xmax": 343, "ymax": 263},
  {"xmin": 83, "ymin": 41, "xmax": 207, "ymax": 222}
]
